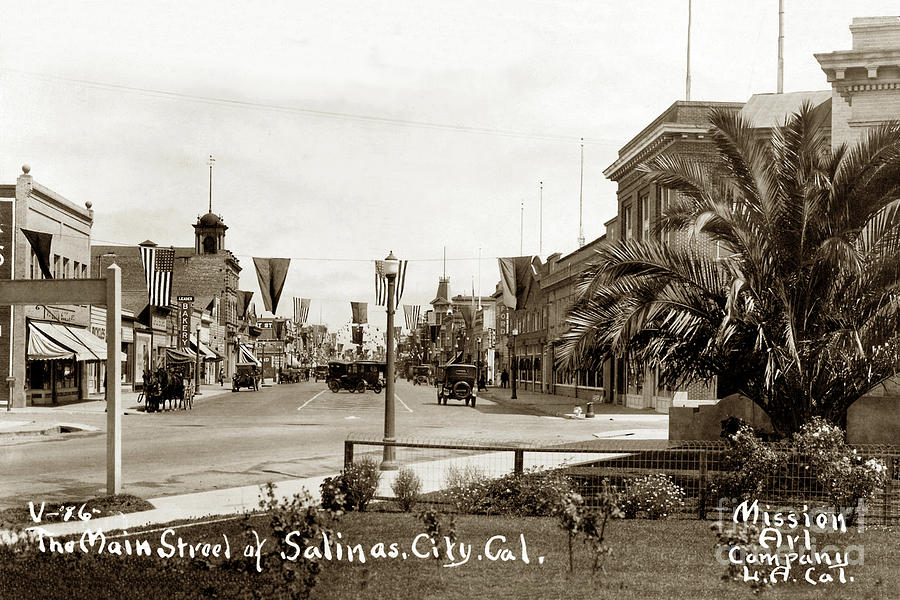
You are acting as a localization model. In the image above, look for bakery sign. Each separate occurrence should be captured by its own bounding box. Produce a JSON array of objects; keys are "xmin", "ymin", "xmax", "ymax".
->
[{"xmin": 177, "ymin": 296, "xmax": 194, "ymax": 349}]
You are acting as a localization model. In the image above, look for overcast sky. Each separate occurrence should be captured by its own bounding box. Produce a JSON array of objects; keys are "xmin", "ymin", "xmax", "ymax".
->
[{"xmin": 2, "ymin": 1, "xmax": 896, "ymax": 330}]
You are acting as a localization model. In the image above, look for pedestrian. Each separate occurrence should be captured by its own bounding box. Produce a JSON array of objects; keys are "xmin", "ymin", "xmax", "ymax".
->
[
  {"xmin": 478, "ymin": 372, "xmax": 486, "ymax": 392},
  {"xmin": 218, "ymin": 367, "xmax": 224, "ymax": 387},
  {"xmin": 500, "ymin": 369, "xmax": 509, "ymax": 389}
]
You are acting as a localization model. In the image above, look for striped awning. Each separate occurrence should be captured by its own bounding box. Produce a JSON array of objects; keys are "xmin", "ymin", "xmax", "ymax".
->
[
  {"xmin": 28, "ymin": 322, "xmax": 126, "ymax": 362},
  {"xmin": 238, "ymin": 343, "xmax": 261, "ymax": 366},
  {"xmin": 189, "ymin": 335, "xmax": 219, "ymax": 360}
]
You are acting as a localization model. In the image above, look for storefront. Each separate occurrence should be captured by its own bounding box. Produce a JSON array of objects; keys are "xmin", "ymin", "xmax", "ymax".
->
[{"xmin": 26, "ymin": 320, "xmax": 123, "ymax": 405}]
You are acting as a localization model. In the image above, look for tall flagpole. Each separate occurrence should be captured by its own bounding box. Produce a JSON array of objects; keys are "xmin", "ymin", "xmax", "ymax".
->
[
  {"xmin": 208, "ymin": 155, "xmax": 215, "ymax": 213},
  {"xmin": 685, "ymin": 0, "xmax": 692, "ymax": 101},
  {"xmin": 578, "ymin": 139, "xmax": 585, "ymax": 248},
  {"xmin": 539, "ymin": 181, "xmax": 543, "ymax": 256},
  {"xmin": 520, "ymin": 201, "xmax": 524, "ymax": 255},
  {"xmin": 777, "ymin": 0, "xmax": 784, "ymax": 93}
]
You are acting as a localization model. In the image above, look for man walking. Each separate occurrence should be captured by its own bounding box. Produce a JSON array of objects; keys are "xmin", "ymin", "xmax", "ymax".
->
[{"xmin": 500, "ymin": 368, "xmax": 509, "ymax": 389}]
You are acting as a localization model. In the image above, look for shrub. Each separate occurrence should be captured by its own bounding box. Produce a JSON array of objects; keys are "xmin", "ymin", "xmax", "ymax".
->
[
  {"xmin": 391, "ymin": 468, "xmax": 422, "ymax": 512},
  {"xmin": 712, "ymin": 424, "xmax": 786, "ymax": 501},
  {"xmin": 320, "ymin": 456, "xmax": 382, "ymax": 513},
  {"xmin": 620, "ymin": 473, "xmax": 684, "ymax": 519},
  {"xmin": 793, "ymin": 417, "xmax": 888, "ymax": 520},
  {"xmin": 478, "ymin": 469, "xmax": 575, "ymax": 516},
  {"xmin": 418, "ymin": 509, "xmax": 457, "ymax": 562},
  {"xmin": 443, "ymin": 464, "xmax": 491, "ymax": 513}
]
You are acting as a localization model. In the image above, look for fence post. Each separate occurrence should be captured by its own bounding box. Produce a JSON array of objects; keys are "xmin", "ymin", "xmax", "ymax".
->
[
  {"xmin": 514, "ymin": 449, "xmax": 524, "ymax": 475},
  {"xmin": 344, "ymin": 440, "xmax": 354, "ymax": 470},
  {"xmin": 698, "ymin": 450, "xmax": 707, "ymax": 520}
]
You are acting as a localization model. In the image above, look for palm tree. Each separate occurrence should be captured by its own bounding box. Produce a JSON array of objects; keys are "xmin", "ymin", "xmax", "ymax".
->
[{"xmin": 559, "ymin": 104, "xmax": 900, "ymax": 437}]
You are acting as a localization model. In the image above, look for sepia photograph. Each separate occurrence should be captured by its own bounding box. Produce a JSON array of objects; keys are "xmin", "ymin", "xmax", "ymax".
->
[{"xmin": 1, "ymin": 1, "xmax": 899, "ymax": 598}]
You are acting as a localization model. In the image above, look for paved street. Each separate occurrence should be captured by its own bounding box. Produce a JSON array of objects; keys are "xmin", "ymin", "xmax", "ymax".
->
[{"xmin": 0, "ymin": 380, "xmax": 667, "ymax": 511}]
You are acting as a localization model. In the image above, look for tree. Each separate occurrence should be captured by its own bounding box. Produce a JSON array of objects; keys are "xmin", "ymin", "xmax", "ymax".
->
[{"xmin": 558, "ymin": 104, "xmax": 900, "ymax": 436}]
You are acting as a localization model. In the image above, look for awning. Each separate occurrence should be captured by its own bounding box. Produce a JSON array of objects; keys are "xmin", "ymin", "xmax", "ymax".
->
[
  {"xmin": 165, "ymin": 347, "xmax": 196, "ymax": 364},
  {"xmin": 238, "ymin": 343, "xmax": 261, "ymax": 367},
  {"xmin": 28, "ymin": 324, "xmax": 75, "ymax": 360},
  {"xmin": 29, "ymin": 322, "xmax": 127, "ymax": 362},
  {"xmin": 189, "ymin": 335, "xmax": 219, "ymax": 361}
]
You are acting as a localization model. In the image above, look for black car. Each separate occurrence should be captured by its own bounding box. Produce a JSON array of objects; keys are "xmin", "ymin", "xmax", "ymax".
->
[{"xmin": 437, "ymin": 364, "xmax": 478, "ymax": 406}]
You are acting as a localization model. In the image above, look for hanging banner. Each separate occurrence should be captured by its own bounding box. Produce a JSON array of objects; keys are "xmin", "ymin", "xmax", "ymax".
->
[
  {"xmin": 351, "ymin": 301, "xmax": 368, "ymax": 324},
  {"xmin": 177, "ymin": 296, "xmax": 194, "ymax": 349},
  {"xmin": 253, "ymin": 257, "xmax": 291, "ymax": 314}
]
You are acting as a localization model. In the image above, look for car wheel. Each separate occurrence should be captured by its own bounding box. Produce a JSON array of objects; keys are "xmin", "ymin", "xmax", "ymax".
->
[
  {"xmin": 356, "ymin": 381, "xmax": 366, "ymax": 393},
  {"xmin": 373, "ymin": 383, "xmax": 382, "ymax": 394},
  {"xmin": 328, "ymin": 380, "xmax": 340, "ymax": 393}
]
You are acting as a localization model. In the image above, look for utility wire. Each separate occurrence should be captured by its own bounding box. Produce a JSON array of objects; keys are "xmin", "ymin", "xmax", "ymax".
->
[{"xmin": 1, "ymin": 67, "xmax": 621, "ymax": 147}]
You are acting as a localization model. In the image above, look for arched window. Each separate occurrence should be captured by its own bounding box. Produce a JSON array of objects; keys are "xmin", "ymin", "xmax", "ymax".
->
[{"xmin": 203, "ymin": 236, "xmax": 217, "ymax": 254}]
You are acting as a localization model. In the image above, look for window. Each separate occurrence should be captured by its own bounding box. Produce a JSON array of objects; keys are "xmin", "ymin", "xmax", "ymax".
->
[
  {"xmin": 622, "ymin": 204, "xmax": 632, "ymax": 241},
  {"xmin": 81, "ymin": 264, "xmax": 88, "ymax": 279},
  {"xmin": 63, "ymin": 257, "xmax": 70, "ymax": 279},
  {"xmin": 640, "ymin": 193, "xmax": 650, "ymax": 240},
  {"xmin": 53, "ymin": 255, "xmax": 60, "ymax": 278},
  {"xmin": 30, "ymin": 249, "xmax": 39, "ymax": 279},
  {"xmin": 73, "ymin": 261, "xmax": 80, "ymax": 278},
  {"xmin": 660, "ymin": 188, "xmax": 673, "ymax": 246}
]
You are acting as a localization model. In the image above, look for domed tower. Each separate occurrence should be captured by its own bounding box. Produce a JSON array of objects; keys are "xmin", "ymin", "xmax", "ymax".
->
[{"xmin": 193, "ymin": 212, "xmax": 227, "ymax": 254}]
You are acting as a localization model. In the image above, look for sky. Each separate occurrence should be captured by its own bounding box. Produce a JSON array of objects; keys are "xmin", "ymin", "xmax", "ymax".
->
[{"xmin": 2, "ymin": 1, "xmax": 898, "ymax": 331}]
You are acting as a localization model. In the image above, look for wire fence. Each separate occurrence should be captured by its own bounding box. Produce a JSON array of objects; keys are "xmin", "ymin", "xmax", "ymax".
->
[{"xmin": 344, "ymin": 435, "xmax": 900, "ymax": 525}]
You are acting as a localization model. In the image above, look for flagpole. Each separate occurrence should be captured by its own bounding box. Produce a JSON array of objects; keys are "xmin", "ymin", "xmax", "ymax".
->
[
  {"xmin": 208, "ymin": 155, "xmax": 215, "ymax": 213},
  {"xmin": 685, "ymin": 0, "xmax": 692, "ymax": 101},
  {"xmin": 539, "ymin": 181, "xmax": 543, "ymax": 256},
  {"xmin": 578, "ymin": 139, "xmax": 585, "ymax": 248}
]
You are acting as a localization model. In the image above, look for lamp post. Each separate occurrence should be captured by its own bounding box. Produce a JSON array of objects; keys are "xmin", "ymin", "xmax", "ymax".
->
[
  {"xmin": 381, "ymin": 251, "xmax": 400, "ymax": 470},
  {"xmin": 510, "ymin": 327, "xmax": 518, "ymax": 399},
  {"xmin": 195, "ymin": 324, "xmax": 203, "ymax": 396}
]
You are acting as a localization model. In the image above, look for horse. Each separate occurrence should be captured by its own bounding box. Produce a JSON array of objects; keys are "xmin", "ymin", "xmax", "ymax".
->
[{"xmin": 146, "ymin": 368, "xmax": 187, "ymax": 411}]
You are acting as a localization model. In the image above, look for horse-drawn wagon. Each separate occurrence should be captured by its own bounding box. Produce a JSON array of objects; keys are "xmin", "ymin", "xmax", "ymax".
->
[{"xmin": 141, "ymin": 348, "xmax": 197, "ymax": 412}]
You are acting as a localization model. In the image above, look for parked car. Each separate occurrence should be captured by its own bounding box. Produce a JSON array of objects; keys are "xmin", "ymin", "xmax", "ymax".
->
[
  {"xmin": 232, "ymin": 363, "xmax": 260, "ymax": 392},
  {"xmin": 437, "ymin": 364, "xmax": 477, "ymax": 406},
  {"xmin": 353, "ymin": 361, "xmax": 386, "ymax": 393}
]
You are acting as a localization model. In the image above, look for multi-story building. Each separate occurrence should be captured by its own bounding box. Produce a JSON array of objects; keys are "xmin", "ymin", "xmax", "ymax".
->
[
  {"xmin": 92, "ymin": 209, "xmax": 242, "ymax": 384},
  {"xmin": 2, "ymin": 166, "xmax": 115, "ymax": 407}
]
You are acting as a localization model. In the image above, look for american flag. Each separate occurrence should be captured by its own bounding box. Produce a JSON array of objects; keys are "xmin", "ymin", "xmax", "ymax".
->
[
  {"xmin": 375, "ymin": 259, "xmax": 408, "ymax": 308},
  {"xmin": 294, "ymin": 297, "xmax": 310, "ymax": 325},
  {"xmin": 140, "ymin": 245, "xmax": 175, "ymax": 307},
  {"xmin": 403, "ymin": 304, "xmax": 421, "ymax": 330}
]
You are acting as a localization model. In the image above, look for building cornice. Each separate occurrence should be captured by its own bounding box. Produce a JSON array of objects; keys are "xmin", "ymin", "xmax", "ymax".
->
[{"xmin": 604, "ymin": 124, "xmax": 709, "ymax": 181}]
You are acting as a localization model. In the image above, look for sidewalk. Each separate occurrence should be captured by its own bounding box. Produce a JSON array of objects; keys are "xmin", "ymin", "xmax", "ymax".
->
[
  {"xmin": 479, "ymin": 386, "xmax": 660, "ymax": 419},
  {"xmin": 0, "ymin": 383, "xmax": 233, "ymax": 437}
]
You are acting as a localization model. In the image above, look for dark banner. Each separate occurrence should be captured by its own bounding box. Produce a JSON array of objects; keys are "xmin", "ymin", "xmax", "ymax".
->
[{"xmin": 177, "ymin": 296, "xmax": 194, "ymax": 349}]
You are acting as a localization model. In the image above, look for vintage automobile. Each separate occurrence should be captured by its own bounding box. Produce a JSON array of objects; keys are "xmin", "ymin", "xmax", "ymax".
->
[
  {"xmin": 232, "ymin": 363, "xmax": 260, "ymax": 392},
  {"xmin": 314, "ymin": 365, "xmax": 329, "ymax": 382},
  {"xmin": 353, "ymin": 361, "xmax": 386, "ymax": 393},
  {"xmin": 412, "ymin": 365, "xmax": 431, "ymax": 386},
  {"xmin": 326, "ymin": 361, "xmax": 365, "ymax": 393},
  {"xmin": 437, "ymin": 364, "xmax": 478, "ymax": 406}
]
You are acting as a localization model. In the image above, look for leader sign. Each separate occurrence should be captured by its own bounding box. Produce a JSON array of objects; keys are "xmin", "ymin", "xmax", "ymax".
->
[{"xmin": 177, "ymin": 296, "xmax": 194, "ymax": 350}]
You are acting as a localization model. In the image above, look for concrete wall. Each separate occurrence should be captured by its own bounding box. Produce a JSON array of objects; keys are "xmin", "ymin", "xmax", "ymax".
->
[
  {"xmin": 847, "ymin": 376, "xmax": 900, "ymax": 445},
  {"xmin": 669, "ymin": 394, "xmax": 774, "ymax": 441}
]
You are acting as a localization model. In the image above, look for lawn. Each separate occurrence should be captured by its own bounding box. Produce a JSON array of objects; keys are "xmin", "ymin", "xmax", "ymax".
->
[{"xmin": 1, "ymin": 509, "xmax": 897, "ymax": 600}]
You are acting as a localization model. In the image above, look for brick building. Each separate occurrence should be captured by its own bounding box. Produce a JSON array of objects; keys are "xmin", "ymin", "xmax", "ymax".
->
[
  {"xmin": 1, "ymin": 166, "xmax": 118, "ymax": 407},
  {"xmin": 92, "ymin": 210, "xmax": 242, "ymax": 384}
]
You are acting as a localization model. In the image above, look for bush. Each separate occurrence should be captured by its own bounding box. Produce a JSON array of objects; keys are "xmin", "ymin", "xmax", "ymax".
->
[
  {"xmin": 620, "ymin": 473, "xmax": 684, "ymax": 519},
  {"xmin": 443, "ymin": 464, "xmax": 491, "ymax": 513},
  {"xmin": 320, "ymin": 456, "xmax": 382, "ymax": 513},
  {"xmin": 557, "ymin": 479, "xmax": 622, "ymax": 572},
  {"xmin": 711, "ymin": 424, "xmax": 785, "ymax": 501},
  {"xmin": 391, "ymin": 468, "xmax": 422, "ymax": 512},
  {"xmin": 793, "ymin": 417, "xmax": 888, "ymax": 520},
  {"xmin": 443, "ymin": 465, "xmax": 575, "ymax": 516}
]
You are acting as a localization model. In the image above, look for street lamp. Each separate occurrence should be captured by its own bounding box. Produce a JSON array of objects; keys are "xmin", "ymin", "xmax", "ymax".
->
[
  {"xmin": 195, "ymin": 324, "xmax": 203, "ymax": 396},
  {"xmin": 381, "ymin": 251, "xmax": 400, "ymax": 471},
  {"xmin": 510, "ymin": 327, "xmax": 519, "ymax": 399}
]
